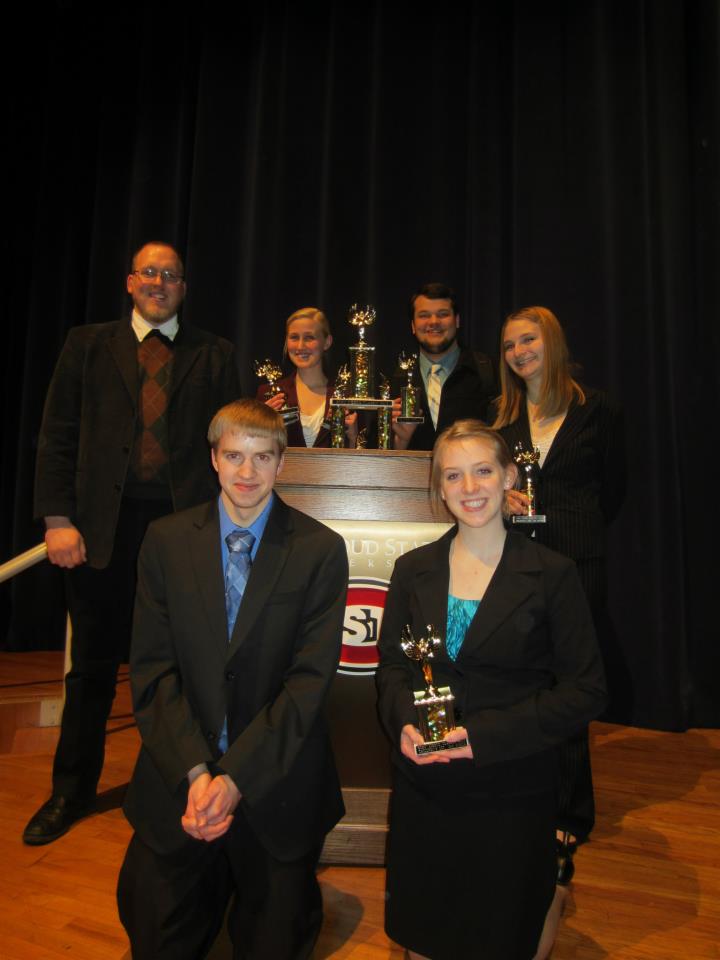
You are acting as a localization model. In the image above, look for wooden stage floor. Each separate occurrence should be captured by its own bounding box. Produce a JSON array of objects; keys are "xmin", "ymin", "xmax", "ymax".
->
[{"xmin": 1, "ymin": 652, "xmax": 718, "ymax": 959}]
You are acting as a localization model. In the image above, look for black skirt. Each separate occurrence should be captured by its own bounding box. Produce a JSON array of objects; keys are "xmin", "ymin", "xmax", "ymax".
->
[{"xmin": 385, "ymin": 768, "xmax": 557, "ymax": 960}]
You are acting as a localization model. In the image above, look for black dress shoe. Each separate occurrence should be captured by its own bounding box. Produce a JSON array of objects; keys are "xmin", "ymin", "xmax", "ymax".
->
[
  {"xmin": 556, "ymin": 831, "xmax": 576, "ymax": 886},
  {"xmin": 22, "ymin": 795, "xmax": 95, "ymax": 846}
]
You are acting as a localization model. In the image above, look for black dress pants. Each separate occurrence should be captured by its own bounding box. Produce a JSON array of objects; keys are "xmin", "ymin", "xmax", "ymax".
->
[
  {"xmin": 52, "ymin": 498, "xmax": 172, "ymax": 800},
  {"xmin": 117, "ymin": 813, "xmax": 323, "ymax": 960}
]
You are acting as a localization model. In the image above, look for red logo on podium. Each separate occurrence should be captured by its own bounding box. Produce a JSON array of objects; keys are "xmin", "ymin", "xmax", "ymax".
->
[{"xmin": 339, "ymin": 577, "xmax": 389, "ymax": 676}]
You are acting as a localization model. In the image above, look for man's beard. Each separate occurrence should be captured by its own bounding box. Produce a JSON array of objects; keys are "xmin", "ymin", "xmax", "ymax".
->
[{"xmin": 416, "ymin": 330, "xmax": 458, "ymax": 356}]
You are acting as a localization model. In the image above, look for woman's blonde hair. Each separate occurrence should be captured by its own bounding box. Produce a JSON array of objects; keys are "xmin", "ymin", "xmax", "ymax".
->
[
  {"xmin": 493, "ymin": 306, "xmax": 585, "ymax": 427},
  {"xmin": 430, "ymin": 420, "xmax": 516, "ymax": 518}
]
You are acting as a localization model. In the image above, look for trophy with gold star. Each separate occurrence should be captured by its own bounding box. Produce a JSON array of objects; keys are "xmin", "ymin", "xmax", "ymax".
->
[
  {"xmin": 511, "ymin": 444, "xmax": 547, "ymax": 525},
  {"xmin": 254, "ymin": 359, "xmax": 299, "ymax": 425},
  {"xmin": 400, "ymin": 624, "xmax": 467, "ymax": 756}
]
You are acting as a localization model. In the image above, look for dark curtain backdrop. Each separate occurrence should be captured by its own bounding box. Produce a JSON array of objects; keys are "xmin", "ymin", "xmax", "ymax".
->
[{"xmin": 2, "ymin": 0, "xmax": 718, "ymax": 730}]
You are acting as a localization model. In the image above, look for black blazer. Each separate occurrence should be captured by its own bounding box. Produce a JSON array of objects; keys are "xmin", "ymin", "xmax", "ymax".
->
[
  {"xmin": 123, "ymin": 495, "xmax": 348, "ymax": 861},
  {"xmin": 256, "ymin": 371, "xmax": 335, "ymax": 448},
  {"xmin": 391, "ymin": 347, "xmax": 497, "ymax": 450},
  {"xmin": 498, "ymin": 389, "xmax": 626, "ymax": 561},
  {"xmin": 34, "ymin": 319, "xmax": 240, "ymax": 567},
  {"xmin": 376, "ymin": 530, "xmax": 606, "ymax": 798}
]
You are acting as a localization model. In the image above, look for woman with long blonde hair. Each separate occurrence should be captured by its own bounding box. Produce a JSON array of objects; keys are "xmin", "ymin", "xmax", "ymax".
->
[{"xmin": 495, "ymin": 305, "xmax": 626, "ymax": 880}]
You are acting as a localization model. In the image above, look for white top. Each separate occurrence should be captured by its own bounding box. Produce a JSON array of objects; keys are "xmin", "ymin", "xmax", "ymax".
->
[
  {"xmin": 530, "ymin": 412, "xmax": 566, "ymax": 466},
  {"xmin": 300, "ymin": 404, "xmax": 325, "ymax": 448}
]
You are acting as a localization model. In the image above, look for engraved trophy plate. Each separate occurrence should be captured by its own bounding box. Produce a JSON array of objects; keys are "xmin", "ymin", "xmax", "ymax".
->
[
  {"xmin": 254, "ymin": 359, "xmax": 300, "ymax": 425},
  {"xmin": 511, "ymin": 443, "xmax": 547, "ymax": 525},
  {"xmin": 401, "ymin": 624, "xmax": 467, "ymax": 756},
  {"xmin": 396, "ymin": 351, "xmax": 425, "ymax": 424}
]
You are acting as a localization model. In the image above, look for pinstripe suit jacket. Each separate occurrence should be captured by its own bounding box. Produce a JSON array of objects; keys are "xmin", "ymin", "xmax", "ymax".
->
[{"xmin": 498, "ymin": 389, "xmax": 625, "ymax": 562}]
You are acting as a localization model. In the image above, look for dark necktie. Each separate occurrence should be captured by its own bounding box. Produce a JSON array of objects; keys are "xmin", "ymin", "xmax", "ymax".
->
[{"xmin": 225, "ymin": 529, "xmax": 255, "ymax": 636}]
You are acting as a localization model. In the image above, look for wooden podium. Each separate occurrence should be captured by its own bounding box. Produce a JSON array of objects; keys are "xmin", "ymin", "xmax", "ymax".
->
[{"xmin": 275, "ymin": 447, "xmax": 440, "ymax": 865}]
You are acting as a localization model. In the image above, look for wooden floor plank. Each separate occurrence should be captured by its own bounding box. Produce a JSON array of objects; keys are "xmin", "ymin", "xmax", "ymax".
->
[{"xmin": 1, "ymin": 652, "xmax": 718, "ymax": 958}]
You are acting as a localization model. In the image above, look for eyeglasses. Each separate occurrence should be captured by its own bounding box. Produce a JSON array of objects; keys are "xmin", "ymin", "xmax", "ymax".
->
[{"xmin": 133, "ymin": 267, "xmax": 184, "ymax": 285}]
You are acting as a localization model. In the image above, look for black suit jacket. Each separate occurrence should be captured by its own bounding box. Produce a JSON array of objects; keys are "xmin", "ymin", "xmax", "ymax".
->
[
  {"xmin": 123, "ymin": 495, "xmax": 348, "ymax": 861},
  {"xmin": 497, "ymin": 389, "xmax": 626, "ymax": 561},
  {"xmin": 376, "ymin": 530, "xmax": 606, "ymax": 798},
  {"xmin": 34, "ymin": 319, "xmax": 240, "ymax": 567},
  {"xmin": 391, "ymin": 347, "xmax": 497, "ymax": 450},
  {"xmin": 256, "ymin": 371, "xmax": 335, "ymax": 448}
]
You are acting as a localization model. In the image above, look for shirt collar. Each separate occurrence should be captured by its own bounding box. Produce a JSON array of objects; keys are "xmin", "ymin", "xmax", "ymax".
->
[
  {"xmin": 218, "ymin": 491, "xmax": 274, "ymax": 560},
  {"xmin": 418, "ymin": 340, "xmax": 461, "ymax": 381},
  {"xmin": 131, "ymin": 308, "xmax": 180, "ymax": 343}
]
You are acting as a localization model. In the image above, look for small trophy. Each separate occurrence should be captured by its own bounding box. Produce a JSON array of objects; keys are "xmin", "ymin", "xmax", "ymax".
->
[
  {"xmin": 400, "ymin": 624, "xmax": 467, "ymax": 756},
  {"xmin": 330, "ymin": 365, "xmax": 351, "ymax": 448},
  {"xmin": 254, "ymin": 359, "xmax": 299, "ymax": 425},
  {"xmin": 396, "ymin": 351, "xmax": 424, "ymax": 424},
  {"xmin": 511, "ymin": 443, "xmax": 547, "ymax": 525},
  {"xmin": 377, "ymin": 374, "xmax": 392, "ymax": 449}
]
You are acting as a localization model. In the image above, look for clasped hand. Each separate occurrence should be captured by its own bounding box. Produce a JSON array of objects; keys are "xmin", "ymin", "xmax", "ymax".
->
[
  {"xmin": 182, "ymin": 772, "xmax": 242, "ymax": 842},
  {"xmin": 400, "ymin": 724, "xmax": 473, "ymax": 765}
]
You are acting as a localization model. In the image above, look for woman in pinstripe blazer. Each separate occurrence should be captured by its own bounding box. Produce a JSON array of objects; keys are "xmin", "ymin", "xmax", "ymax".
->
[{"xmin": 494, "ymin": 306, "xmax": 626, "ymax": 876}]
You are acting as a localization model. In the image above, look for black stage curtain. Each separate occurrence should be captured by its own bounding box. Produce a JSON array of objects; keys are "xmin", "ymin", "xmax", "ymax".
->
[{"xmin": 2, "ymin": 1, "xmax": 718, "ymax": 730}]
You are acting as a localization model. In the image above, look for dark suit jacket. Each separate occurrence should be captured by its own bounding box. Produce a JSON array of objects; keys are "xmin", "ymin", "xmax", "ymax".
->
[
  {"xmin": 123, "ymin": 495, "xmax": 348, "ymax": 861},
  {"xmin": 391, "ymin": 346, "xmax": 497, "ymax": 450},
  {"xmin": 497, "ymin": 389, "xmax": 626, "ymax": 561},
  {"xmin": 376, "ymin": 530, "xmax": 606, "ymax": 798},
  {"xmin": 34, "ymin": 319, "xmax": 240, "ymax": 568},
  {"xmin": 256, "ymin": 371, "xmax": 335, "ymax": 448}
]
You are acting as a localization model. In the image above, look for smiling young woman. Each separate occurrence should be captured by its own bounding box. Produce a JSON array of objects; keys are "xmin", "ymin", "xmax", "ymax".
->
[
  {"xmin": 256, "ymin": 307, "xmax": 358, "ymax": 448},
  {"xmin": 494, "ymin": 305, "xmax": 627, "ymax": 880},
  {"xmin": 376, "ymin": 420, "xmax": 606, "ymax": 960}
]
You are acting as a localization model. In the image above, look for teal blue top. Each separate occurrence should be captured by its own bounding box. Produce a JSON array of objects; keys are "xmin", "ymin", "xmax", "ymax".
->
[{"xmin": 446, "ymin": 594, "xmax": 480, "ymax": 660}]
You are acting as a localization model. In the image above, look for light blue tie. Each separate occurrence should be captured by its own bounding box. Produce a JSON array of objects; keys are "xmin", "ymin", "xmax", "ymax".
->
[{"xmin": 225, "ymin": 529, "xmax": 255, "ymax": 637}]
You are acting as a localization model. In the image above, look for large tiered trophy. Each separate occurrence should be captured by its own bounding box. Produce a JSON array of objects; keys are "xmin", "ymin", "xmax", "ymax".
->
[
  {"xmin": 400, "ymin": 624, "xmax": 467, "ymax": 756},
  {"xmin": 254, "ymin": 359, "xmax": 299, "ymax": 425},
  {"xmin": 330, "ymin": 305, "xmax": 393, "ymax": 438},
  {"xmin": 511, "ymin": 443, "xmax": 547, "ymax": 525}
]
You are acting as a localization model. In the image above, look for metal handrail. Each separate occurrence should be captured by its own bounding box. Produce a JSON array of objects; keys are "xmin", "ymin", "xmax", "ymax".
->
[{"xmin": 0, "ymin": 543, "xmax": 48, "ymax": 584}]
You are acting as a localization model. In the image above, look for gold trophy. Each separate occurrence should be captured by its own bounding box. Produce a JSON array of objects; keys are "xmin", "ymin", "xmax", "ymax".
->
[
  {"xmin": 254, "ymin": 359, "xmax": 299, "ymax": 425},
  {"xmin": 511, "ymin": 443, "xmax": 547, "ymax": 525},
  {"xmin": 396, "ymin": 351, "xmax": 424, "ymax": 424},
  {"xmin": 400, "ymin": 624, "xmax": 467, "ymax": 756},
  {"xmin": 330, "ymin": 304, "xmax": 393, "ymax": 412},
  {"xmin": 377, "ymin": 374, "xmax": 392, "ymax": 449},
  {"xmin": 330, "ymin": 365, "xmax": 351, "ymax": 448}
]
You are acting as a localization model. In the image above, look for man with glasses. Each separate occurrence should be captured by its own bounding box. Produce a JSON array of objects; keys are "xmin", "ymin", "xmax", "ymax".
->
[{"xmin": 24, "ymin": 241, "xmax": 240, "ymax": 845}]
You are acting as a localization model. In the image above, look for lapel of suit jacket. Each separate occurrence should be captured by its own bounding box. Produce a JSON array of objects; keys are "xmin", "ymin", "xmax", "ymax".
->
[
  {"xmin": 168, "ymin": 323, "xmax": 203, "ymax": 401},
  {"xmin": 458, "ymin": 532, "xmax": 541, "ymax": 657},
  {"xmin": 408, "ymin": 532, "xmax": 455, "ymax": 668},
  {"xmin": 107, "ymin": 320, "xmax": 140, "ymax": 404},
  {"xmin": 542, "ymin": 390, "xmax": 597, "ymax": 468},
  {"xmin": 227, "ymin": 495, "xmax": 293, "ymax": 659},
  {"xmin": 189, "ymin": 500, "xmax": 228, "ymax": 653}
]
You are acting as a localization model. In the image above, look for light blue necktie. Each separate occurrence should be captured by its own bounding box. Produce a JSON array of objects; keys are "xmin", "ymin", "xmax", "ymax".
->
[{"xmin": 225, "ymin": 529, "xmax": 255, "ymax": 637}]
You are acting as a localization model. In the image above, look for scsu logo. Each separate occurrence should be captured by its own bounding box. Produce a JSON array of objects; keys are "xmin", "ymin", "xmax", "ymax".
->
[{"xmin": 339, "ymin": 577, "xmax": 389, "ymax": 676}]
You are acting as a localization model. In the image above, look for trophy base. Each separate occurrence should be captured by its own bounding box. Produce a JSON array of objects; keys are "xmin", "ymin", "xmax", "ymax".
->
[
  {"xmin": 415, "ymin": 735, "xmax": 468, "ymax": 757},
  {"xmin": 397, "ymin": 416, "xmax": 424, "ymax": 424},
  {"xmin": 281, "ymin": 406, "xmax": 299, "ymax": 425},
  {"xmin": 511, "ymin": 515, "xmax": 547, "ymax": 524},
  {"xmin": 330, "ymin": 397, "xmax": 393, "ymax": 411}
]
